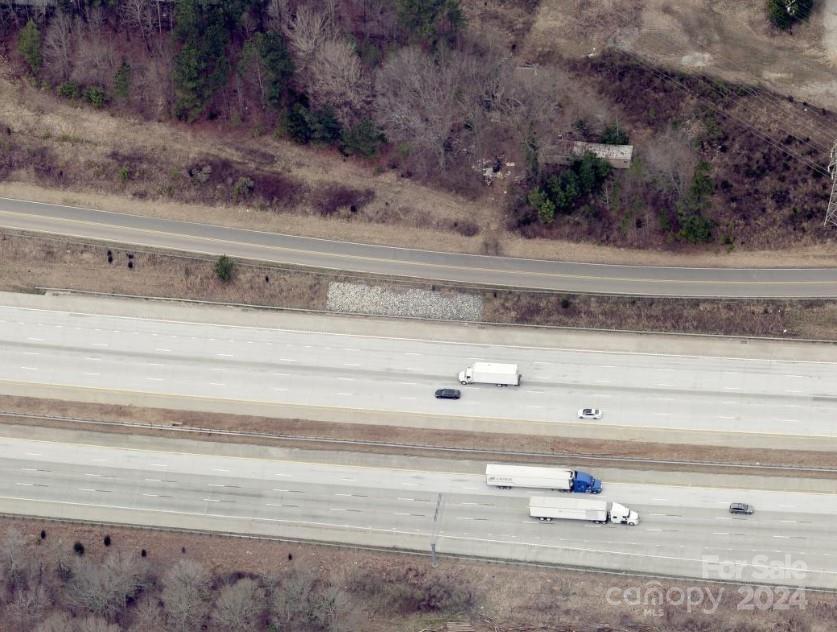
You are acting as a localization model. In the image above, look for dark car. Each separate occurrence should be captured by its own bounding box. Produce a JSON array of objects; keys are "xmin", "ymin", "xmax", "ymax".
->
[
  {"xmin": 435, "ymin": 388, "xmax": 461, "ymax": 400},
  {"xmin": 729, "ymin": 503, "xmax": 754, "ymax": 515}
]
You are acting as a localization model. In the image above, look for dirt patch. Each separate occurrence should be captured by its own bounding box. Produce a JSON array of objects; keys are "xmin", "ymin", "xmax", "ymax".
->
[
  {"xmin": 524, "ymin": 0, "xmax": 837, "ymax": 110},
  {"xmin": 2, "ymin": 230, "xmax": 836, "ymax": 340},
  {"xmin": 3, "ymin": 396, "xmax": 836, "ymax": 471},
  {"xmin": 0, "ymin": 514, "xmax": 827, "ymax": 632}
]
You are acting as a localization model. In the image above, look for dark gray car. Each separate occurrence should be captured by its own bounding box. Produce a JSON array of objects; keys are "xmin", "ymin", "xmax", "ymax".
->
[
  {"xmin": 435, "ymin": 388, "xmax": 461, "ymax": 400},
  {"xmin": 729, "ymin": 503, "xmax": 754, "ymax": 515}
]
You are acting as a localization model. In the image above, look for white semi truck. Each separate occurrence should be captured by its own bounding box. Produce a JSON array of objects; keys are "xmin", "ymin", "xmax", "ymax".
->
[
  {"xmin": 458, "ymin": 362, "xmax": 520, "ymax": 386},
  {"xmin": 485, "ymin": 464, "xmax": 602, "ymax": 493},
  {"xmin": 528, "ymin": 496, "xmax": 639, "ymax": 525}
]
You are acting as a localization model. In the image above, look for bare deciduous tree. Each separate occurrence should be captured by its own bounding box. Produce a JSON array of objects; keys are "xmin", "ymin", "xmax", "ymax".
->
[
  {"xmin": 267, "ymin": 0, "xmax": 290, "ymax": 32},
  {"xmin": 126, "ymin": 597, "xmax": 165, "ymax": 632},
  {"xmin": 70, "ymin": 7, "xmax": 118, "ymax": 87},
  {"xmin": 65, "ymin": 552, "xmax": 149, "ymax": 620},
  {"xmin": 161, "ymin": 559, "xmax": 211, "ymax": 632},
  {"xmin": 307, "ymin": 38, "xmax": 367, "ymax": 123},
  {"xmin": 210, "ymin": 577, "xmax": 265, "ymax": 630},
  {"xmin": 75, "ymin": 615, "xmax": 121, "ymax": 632},
  {"xmin": 0, "ymin": 528, "xmax": 31, "ymax": 592},
  {"xmin": 121, "ymin": 0, "xmax": 154, "ymax": 50},
  {"xmin": 282, "ymin": 5, "xmax": 367, "ymax": 124},
  {"xmin": 271, "ymin": 567, "xmax": 343, "ymax": 631},
  {"xmin": 374, "ymin": 46, "xmax": 464, "ymax": 171},
  {"xmin": 43, "ymin": 11, "xmax": 75, "ymax": 83},
  {"xmin": 4, "ymin": 584, "xmax": 51, "ymax": 629},
  {"xmin": 644, "ymin": 126, "xmax": 698, "ymax": 198},
  {"xmin": 284, "ymin": 4, "xmax": 330, "ymax": 63},
  {"xmin": 132, "ymin": 38, "xmax": 176, "ymax": 118},
  {"xmin": 35, "ymin": 611, "xmax": 76, "ymax": 632},
  {"xmin": 272, "ymin": 566, "xmax": 316, "ymax": 626}
]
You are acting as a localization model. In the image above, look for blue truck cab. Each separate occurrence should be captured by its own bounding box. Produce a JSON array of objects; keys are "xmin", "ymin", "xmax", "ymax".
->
[{"xmin": 571, "ymin": 470, "xmax": 602, "ymax": 494}]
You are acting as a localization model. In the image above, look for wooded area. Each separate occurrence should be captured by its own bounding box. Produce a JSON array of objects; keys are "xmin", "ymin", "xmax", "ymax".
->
[{"xmin": 1, "ymin": 0, "xmax": 834, "ymax": 249}]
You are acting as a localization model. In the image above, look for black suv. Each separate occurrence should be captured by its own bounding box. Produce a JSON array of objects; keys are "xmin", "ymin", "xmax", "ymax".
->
[
  {"xmin": 729, "ymin": 503, "xmax": 754, "ymax": 515},
  {"xmin": 435, "ymin": 388, "xmax": 461, "ymax": 400}
]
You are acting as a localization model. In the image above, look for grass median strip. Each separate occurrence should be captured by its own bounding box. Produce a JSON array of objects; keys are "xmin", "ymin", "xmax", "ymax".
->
[{"xmin": 1, "ymin": 396, "xmax": 835, "ymax": 473}]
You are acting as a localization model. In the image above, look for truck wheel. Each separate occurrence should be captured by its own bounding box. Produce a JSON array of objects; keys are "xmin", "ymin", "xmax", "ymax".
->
[{"xmin": 460, "ymin": 381, "xmax": 468, "ymax": 385}]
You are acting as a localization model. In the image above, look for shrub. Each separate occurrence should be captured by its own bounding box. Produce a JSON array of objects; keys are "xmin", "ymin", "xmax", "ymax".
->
[
  {"xmin": 84, "ymin": 86, "xmax": 107, "ymax": 108},
  {"xmin": 575, "ymin": 152, "xmax": 612, "ymax": 194},
  {"xmin": 73, "ymin": 541, "xmax": 85, "ymax": 556},
  {"xmin": 259, "ymin": 32, "xmax": 294, "ymax": 109},
  {"xmin": 348, "ymin": 565, "xmax": 474, "ymax": 614},
  {"xmin": 113, "ymin": 62, "xmax": 132, "ymax": 99},
  {"xmin": 678, "ymin": 212, "xmax": 714, "ymax": 243},
  {"xmin": 600, "ymin": 123, "xmax": 629, "ymax": 145},
  {"xmin": 395, "ymin": 0, "xmax": 464, "ymax": 48},
  {"xmin": 537, "ymin": 152, "xmax": 612, "ymax": 222},
  {"xmin": 315, "ymin": 185, "xmax": 374, "ymax": 216},
  {"xmin": 58, "ymin": 81, "xmax": 80, "ymax": 99},
  {"xmin": 341, "ymin": 119, "xmax": 385, "ymax": 157},
  {"xmin": 104, "ymin": 535, "xmax": 111, "ymax": 547},
  {"xmin": 527, "ymin": 188, "xmax": 555, "ymax": 224},
  {"xmin": 285, "ymin": 103, "xmax": 342, "ymax": 145},
  {"xmin": 232, "ymin": 176, "xmax": 255, "ymax": 200},
  {"xmin": 214, "ymin": 255, "xmax": 234, "ymax": 282},
  {"xmin": 767, "ymin": 0, "xmax": 813, "ymax": 30},
  {"xmin": 118, "ymin": 166, "xmax": 130, "ymax": 182},
  {"xmin": 172, "ymin": 0, "xmax": 247, "ymax": 120},
  {"xmin": 189, "ymin": 164, "xmax": 213, "ymax": 184},
  {"xmin": 17, "ymin": 19, "xmax": 41, "ymax": 75},
  {"xmin": 546, "ymin": 171, "xmax": 580, "ymax": 212}
]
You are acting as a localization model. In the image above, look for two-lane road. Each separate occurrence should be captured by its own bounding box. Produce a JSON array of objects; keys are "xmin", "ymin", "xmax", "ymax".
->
[{"xmin": 2, "ymin": 197, "xmax": 836, "ymax": 297}]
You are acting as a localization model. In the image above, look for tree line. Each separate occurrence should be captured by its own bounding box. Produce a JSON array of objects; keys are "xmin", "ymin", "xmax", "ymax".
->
[{"xmin": 0, "ymin": 526, "xmax": 475, "ymax": 631}]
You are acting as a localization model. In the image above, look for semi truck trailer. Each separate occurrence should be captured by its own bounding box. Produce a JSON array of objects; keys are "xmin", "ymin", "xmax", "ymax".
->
[
  {"xmin": 458, "ymin": 362, "xmax": 520, "ymax": 386},
  {"xmin": 485, "ymin": 464, "xmax": 602, "ymax": 493},
  {"xmin": 528, "ymin": 497, "xmax": 639, "ymax": 525}
]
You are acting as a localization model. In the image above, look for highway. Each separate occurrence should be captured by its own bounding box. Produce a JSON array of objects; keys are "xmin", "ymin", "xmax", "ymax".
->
[
  {"xmin": 0, "ymin": 434, "xmax": 832, "ymax": 587},
  {"xmin": 1, "ymin": 303, "xmax": 836, "ymax": 440},
  {"xmin": 2, "ymin": 196, "xmax": 837, "ymax": 298}
]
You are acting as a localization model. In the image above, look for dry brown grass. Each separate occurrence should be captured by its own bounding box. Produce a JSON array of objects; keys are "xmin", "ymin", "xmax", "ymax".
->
[
  {"xmin": 0, "ymin": 66, "xmax": 498, "ymax": 253},
  {"xmin": 0, "ymin": 230, "xmax": 330, "ymax": 309},
  {"xmin": 3, "ymin": 230, "xmax": 836, "ymax": 341},
  {"xmin": 483, "ymin": 291, "xmax": 837, "ymax": 339},
  {"xmin": 3, "ymin": 395, "xmax": 837, "ymax": 471}
]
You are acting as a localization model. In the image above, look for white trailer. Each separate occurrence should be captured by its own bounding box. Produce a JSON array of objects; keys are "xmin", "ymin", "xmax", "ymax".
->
[
  {"xmin": 458, "ymin": 362, "xmax": 520, "ymax": 386},
  {"xmin": 486, "ymin": 464, "xmax": 602, "ymax": 493},
  {"xmin": 486, "ymin": 464, "xmax": 573, "ymax": 490},
  {"xmin": 528, "ymin": 497, "xmax": 639, "ymax": 525}
]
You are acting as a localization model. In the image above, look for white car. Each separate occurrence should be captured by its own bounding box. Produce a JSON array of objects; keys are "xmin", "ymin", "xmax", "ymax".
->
[{"xmin": 578, "ymin": 408, "xmax": 603, "ymax": 420}]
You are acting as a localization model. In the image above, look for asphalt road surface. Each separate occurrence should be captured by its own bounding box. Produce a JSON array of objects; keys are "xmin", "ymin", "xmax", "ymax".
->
[
  {"xmin": 2, "ymin": 197, "xmax": 837, "ymax": 297},
  {"xmin": 1, "ymin": 304, "xmax": 835, "ymax": 439},
  {"xmin": 0, "ymin": 435, "xmax": 832, "ymax": 588}
]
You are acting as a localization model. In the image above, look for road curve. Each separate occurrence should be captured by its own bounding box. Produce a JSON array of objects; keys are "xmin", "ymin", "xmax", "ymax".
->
[{"xmin": 1, "ymin": 197, "xmax": 837, "ymax": 298}]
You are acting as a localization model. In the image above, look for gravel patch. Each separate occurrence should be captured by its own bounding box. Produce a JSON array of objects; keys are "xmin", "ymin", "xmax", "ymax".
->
[{"xmin": 327, "ymin": 281, "xmax": 483, "ymax": 321}]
